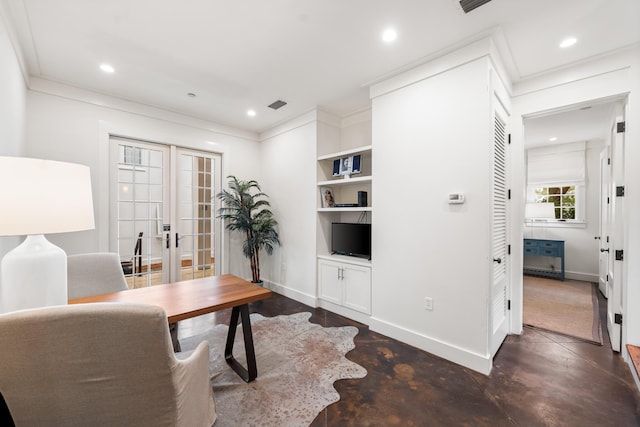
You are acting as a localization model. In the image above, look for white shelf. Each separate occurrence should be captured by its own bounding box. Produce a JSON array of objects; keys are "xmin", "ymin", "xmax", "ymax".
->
[
  {"xmin": 317, "ymin": 253, "xmax": 372, "ymax": 267},
  {"xmin": 318, "ymin": 207, "xmax": 372, "ymax": 212},
  {"xmin": 318, "ymin": 176, "xmax": 372, "ymax": 187},
  {"xmin": 317, "ymin": 145, "xmax": 372, "ymax": 161}
]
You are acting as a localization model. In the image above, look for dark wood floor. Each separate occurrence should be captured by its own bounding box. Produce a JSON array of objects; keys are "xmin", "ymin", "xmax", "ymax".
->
[{"xmin": 179, "ymin": 289, "xmax": 640, "ymax": 426}]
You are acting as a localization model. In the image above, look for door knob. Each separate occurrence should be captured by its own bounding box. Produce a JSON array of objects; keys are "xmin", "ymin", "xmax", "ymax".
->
[
  {"xmin": 493, "ymin": 258, "xmax": 502, "ymax": 264},
  {"xmin": 600, "ymin": 248, "xmax": 609, "ymax": 253}
]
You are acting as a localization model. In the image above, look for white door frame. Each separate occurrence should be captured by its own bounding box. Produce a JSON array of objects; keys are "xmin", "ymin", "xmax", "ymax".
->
[
  {"xmin": 608, "ymin": 110, "xmax": 625, "ymax": 351},
  {"xmin": 598, "ymin": 147, "xmax": 611, "ymax": 298}
]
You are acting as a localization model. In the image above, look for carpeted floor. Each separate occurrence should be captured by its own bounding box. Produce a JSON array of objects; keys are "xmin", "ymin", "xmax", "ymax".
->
[
  {"xmin": 179, "ymin": 312, "xmax": 367, "ymax": 427},
  {"xmin": 523, "ymin": 275, "xmax": 602, "ymax": 344}
]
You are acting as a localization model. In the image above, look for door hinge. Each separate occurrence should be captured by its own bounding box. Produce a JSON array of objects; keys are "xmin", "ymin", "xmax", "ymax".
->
[
  {"xmin": 508, "ymin": 189, "xmax": 511, "ymax": 200},
  {"xmin": 606, "ymin": 274, "xmax": 609, "ymax": 282},
  {"xmin": 508, "ymin": 134, "xmax": 511, "ymax": 145},
  {"xmin": 507, "ymin": 300, "xmax": 511, "ymax": 310},
  {"xmin": 616, "ymin": 186, "xmax": 625, "ymax": 197},
  {"xmin": 608, "ymin": 158, "xmax": 611, "ymax": 165},
  {"xmin": 507, "ymin": 244, "xmax": 511, "ymax": 255},
  {"xmin": 615, "ymin": 313, "xmax": 623, "ymax": 325},
  {"xmin": 615, "ymin": 250, "xmax": 624, "ymax": 261},
  {"xmin": 617, "ymin": 122, "xmax": 626, "ymax": 133}
]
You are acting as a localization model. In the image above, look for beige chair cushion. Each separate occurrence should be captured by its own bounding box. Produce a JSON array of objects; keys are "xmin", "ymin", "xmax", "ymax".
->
[{"xmin": 0, "ymin": 303, "xmax": 216, "ymax": 426}]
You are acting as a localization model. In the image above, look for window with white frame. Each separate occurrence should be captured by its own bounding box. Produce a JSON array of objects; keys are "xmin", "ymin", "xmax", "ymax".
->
[
  {"xmin": 526, "ymin": 142, "xmax": 585, "ymax": 222},
  {"xmin": 533, "ymin": 186, "xmax": 576, "ymax": 219}
]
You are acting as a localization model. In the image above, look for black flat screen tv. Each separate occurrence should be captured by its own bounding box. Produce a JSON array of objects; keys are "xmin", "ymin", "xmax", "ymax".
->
[{"xmin": 331, "ymin": 222, "xmax": 371, "ymax": 260}]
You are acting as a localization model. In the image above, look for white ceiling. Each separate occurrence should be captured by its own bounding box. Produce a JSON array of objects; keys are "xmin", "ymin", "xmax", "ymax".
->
[
  {"xmin": 524, "ymin": 100, "xmax": 617, "ymax": 149},
  {"xmin": 2, "ymin": 0, "xmax": 639, "ymax": 134}
]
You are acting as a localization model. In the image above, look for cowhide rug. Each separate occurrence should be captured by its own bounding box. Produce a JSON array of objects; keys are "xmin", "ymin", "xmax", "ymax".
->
[{"xmin": 179, "ymin": 312, "xmax": 367, "ymax": 426}]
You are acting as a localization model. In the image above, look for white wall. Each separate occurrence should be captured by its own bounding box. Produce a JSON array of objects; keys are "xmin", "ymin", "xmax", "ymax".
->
[
  {"xmin": 0, "ymin": 10, "xmax": 27, "ymax": 262},
  {"xmin": 25, "ymin": 80, "xmax": 261, "ymax": 278},
  {"xmin": 370, "ymin": 54, "xmax": 495, "ymax": 374},
  {"xmin": 510, "ymin": 47, "xmax": 640, "ymax": 369},
  {"xmin": 523, "ymin": 139, "xmax": 605, "ymax": 281},
  {"xmin": 259, "ymin": 111, "xmax": 318, "ymax": 305}
]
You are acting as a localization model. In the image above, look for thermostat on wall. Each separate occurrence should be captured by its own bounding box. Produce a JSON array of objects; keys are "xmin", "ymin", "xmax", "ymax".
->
[{"xmin": 448, "ymin": 193, "xmax": 465, "ymax": 204}]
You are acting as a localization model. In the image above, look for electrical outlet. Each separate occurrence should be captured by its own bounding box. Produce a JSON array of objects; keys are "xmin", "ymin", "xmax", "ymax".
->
[{"xmin": 424, "ymin": 297, "xmax": 433, "ymax": 311}]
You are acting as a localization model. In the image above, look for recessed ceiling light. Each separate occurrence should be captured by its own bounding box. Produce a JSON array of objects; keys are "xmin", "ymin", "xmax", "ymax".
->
[
  {"xmin": 559, "ymin": 37, "xmax": 577, "ymax": 48},
  {"xmin": 549, "ymin": 137, "xmax": 558, "ymax": 142},
  {"xmin": 247, "ymin": 109, "xmax": 256, "ymax": 117},
  {"xmin": 100, "ymin": 63, "xmax": 115, "ymax": 73},
  {"xmin": 382, "ymin": 28, "xmax": 397, "ymax": 43}
]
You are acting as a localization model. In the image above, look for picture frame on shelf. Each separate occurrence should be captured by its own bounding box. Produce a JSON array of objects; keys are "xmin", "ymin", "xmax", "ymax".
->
[
  {"xmin": 332, "ymin": 155, "xmax": 362, "ymax": 177},
  {"xmin": 320, "ymin": 186, "xmax": 335, "ymax": 208}
]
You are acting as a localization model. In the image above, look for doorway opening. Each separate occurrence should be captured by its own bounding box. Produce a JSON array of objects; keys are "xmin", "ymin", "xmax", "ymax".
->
[{"xmin": 522, "ymin": 96, "xmax": 625, "ymax": 348}]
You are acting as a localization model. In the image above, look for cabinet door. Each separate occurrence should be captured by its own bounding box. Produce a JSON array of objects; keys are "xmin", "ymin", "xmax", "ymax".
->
[
  {"xmin": 343, "ymin": 264, "xmax": 371, "ymax": 315},
  {"xmin": 318, "ymin": 260, "xmax": 342, "ymax": 305}
]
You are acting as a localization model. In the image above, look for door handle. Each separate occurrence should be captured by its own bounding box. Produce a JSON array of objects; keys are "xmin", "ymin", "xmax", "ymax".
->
[
  {"xmin": 493, "ymin": 258, "xmax": 502, "ymax": 264},
  {"xmin": 175, "ymin": 232, "xmax": 180, "ymax": 248},
  {"xmin": 600, "ymin": 248, "xmax": 609, "ymax": 253}
]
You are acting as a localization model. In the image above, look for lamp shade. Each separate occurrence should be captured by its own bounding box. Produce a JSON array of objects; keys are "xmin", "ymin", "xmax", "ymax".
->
[
  {"xmin": 525, "ymin": 202, "xmax": 556, "ymax": 219},
  {"xmin": 0, "ymin": 157, "xmax": 95, "ymax": 236}
]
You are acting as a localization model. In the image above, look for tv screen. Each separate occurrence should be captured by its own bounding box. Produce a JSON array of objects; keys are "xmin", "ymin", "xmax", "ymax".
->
[{"xmin": 331, "ymin": 222, "xmax": 371, "ymax": 260}]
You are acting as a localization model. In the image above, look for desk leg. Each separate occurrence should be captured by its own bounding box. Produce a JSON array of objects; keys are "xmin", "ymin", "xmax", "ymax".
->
[{"xmin": 225, "ymin": 304, "xmax": 257, "ymax": 382}]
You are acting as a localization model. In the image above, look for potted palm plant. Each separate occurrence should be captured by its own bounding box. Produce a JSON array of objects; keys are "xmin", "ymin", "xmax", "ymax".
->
[{"xmin": 216, "ymin": 176, "xmax": 280, "ymax": 285}]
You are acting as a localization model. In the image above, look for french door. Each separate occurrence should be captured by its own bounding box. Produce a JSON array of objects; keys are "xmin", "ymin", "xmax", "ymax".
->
[{"xmin": 110, "ymin": 137, "xmax": 221, "ymax": 287}]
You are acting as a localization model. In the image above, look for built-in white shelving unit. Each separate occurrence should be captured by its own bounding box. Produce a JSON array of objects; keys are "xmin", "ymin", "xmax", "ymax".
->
[{"xmin": 316, "ymin": 139, "xmax": 372, "ymax": 323}]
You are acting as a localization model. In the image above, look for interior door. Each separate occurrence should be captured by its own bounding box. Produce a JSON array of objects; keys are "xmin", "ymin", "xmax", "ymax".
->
[
  {"xmin": 607, "ymin": 112, "xmax": 625, "ymax": 352},
  {"xmin": 490, "ymin": 101, "xmax": 509, "ymax": 356},
  {"xmin": 598, "ymin": 147, "xmax": 611, "ymax": 297},
  {"xmin": 173, "ymin": 148, "xmax": 221, "ymax": 282},
  {"xmin": 110, "ymin": 137, "xmax": 170, "ymax": 288}
]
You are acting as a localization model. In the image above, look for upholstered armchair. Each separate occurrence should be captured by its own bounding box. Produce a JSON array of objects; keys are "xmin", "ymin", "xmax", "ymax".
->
[
  {"xmin": 0, "ymin": 303, "xmax": 216, "ymax": 426},
  {"xmin": 67, "ymin": 252, "xmax": 182, "ymax": 351}
]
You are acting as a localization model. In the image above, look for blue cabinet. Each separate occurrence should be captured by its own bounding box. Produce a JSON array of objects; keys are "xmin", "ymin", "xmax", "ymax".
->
[{"xmin": 523, "ymin": 238, "xmax": 565, "ymax": 281}]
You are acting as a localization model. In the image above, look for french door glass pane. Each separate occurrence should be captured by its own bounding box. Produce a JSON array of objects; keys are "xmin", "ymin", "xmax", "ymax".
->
[
  {"xmin": 117, "ymin": 143, "xmax": 166, "ymax": 288},
  {"xmin": 178, "ymin": 153, "xmax": 215, "ymax": 281}
]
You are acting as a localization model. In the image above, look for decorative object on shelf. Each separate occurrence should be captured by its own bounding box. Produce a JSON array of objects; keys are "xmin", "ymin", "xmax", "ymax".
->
[
  {"xmin": 332, "ymin": 155, "xmax": 361, "ymax": 177},
  {"xmin": 217, "ymin": 176, "xmax": 280, "ymax": 284},
  {"xmin": 320, "ymin": 186, "xmax": 335, "ymax": 208},
  {"xmin": 0, "ymin": 156, "xmax": 95, "ymax": 314}
]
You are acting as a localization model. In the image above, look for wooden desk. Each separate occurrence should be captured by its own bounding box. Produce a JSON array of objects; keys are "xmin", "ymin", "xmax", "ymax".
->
[{"xmin": 69, "ymin": 274, "xmax": 272, "ymax": 382}]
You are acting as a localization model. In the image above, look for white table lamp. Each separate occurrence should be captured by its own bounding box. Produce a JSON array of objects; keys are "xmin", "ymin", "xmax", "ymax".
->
[
  {"xmin": 0, "ymin": 157, "xmax": 94, "ymax": 313},
  {"xmin": 525, "ymin": 202, "xmax": 556, "ymax": 221}
]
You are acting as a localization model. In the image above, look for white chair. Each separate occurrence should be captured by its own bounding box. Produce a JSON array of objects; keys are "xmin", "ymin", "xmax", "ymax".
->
[
  {"xmin": 68, "ymin": 252, "xmax": 182, "ymax": 351},
  {"xmin": 67, "ymin": 252, "xmax": 128, "ymax": 299},
  {"xmin": 0, "ymin": 303, "xmax": 216, "ymax": 426}
]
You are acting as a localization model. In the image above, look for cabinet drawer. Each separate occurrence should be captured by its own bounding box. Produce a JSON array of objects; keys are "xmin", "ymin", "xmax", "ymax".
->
[
  {"xmin": 539, "ymin": 247, "xmax": 560, "ymax": 257},
  {"xmin": 524, "ymin": 247, "xmax": 537, "ymax": 255}
]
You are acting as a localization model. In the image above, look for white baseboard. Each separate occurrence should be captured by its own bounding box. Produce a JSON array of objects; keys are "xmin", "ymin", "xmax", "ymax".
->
[
  {"xmin": 265, "ymin": 280, "xmax": 492, "ymax": 375},
  {"xmin": 368, "ymin": 316, "xmax": 492, "ymax": 375},
  {"xmin": 264, "ymin": 280, "xmax": 317, "ymax": 308},
  {"xmin": 565, "ymin": 271, "xmax": 599, "ymax": 283},
  {"xmin": 316, "ymin": 299, "xmax": 372, "ymax": 325}
]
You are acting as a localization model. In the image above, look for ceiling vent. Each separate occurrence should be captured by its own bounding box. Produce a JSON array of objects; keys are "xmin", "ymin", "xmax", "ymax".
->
[
  {"xmin": 459, "ymin": 0, "xmax": 492, "ymax": 13},
  {"xmin": 268, "ymin": 100, "xmax": 287, "ymax": 110}
]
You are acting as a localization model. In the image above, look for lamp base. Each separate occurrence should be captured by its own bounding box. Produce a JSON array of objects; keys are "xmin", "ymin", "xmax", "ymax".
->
[{"xmin": 0, "ymin": 234, "xmax": 67, "ymax": 314}]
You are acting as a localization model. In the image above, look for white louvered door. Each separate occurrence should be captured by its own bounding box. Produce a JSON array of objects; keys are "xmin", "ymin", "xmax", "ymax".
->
[{"xmin": 490, "ymin": 101, "xmax": 509, "ymax": 356}]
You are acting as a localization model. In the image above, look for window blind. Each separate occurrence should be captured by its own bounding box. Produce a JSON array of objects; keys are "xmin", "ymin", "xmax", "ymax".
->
[{"xmin": 526, "ymin": 141, "xmax": 586, "ymax": 186}]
